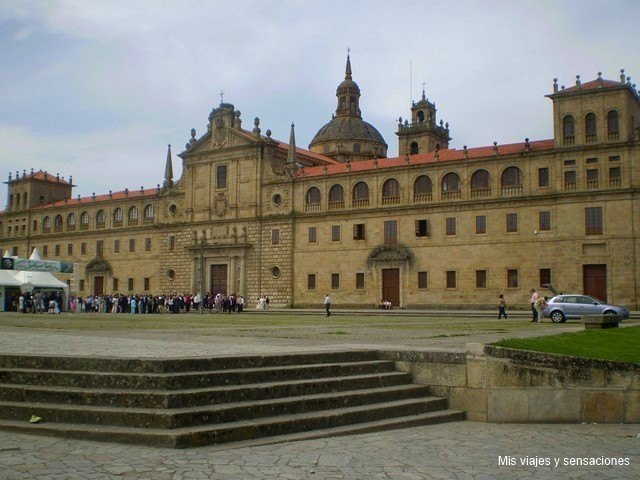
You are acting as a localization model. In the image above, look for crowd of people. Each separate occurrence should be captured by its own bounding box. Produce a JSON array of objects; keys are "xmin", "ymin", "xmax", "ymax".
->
[{"xmin": 10, "ymin": 291, "xmax": 64, "ymax": 314}]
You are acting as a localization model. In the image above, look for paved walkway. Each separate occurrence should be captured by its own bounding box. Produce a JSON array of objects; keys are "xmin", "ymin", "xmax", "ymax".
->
[
  {"xmin": 0, "ymin": 313, "xmax": 638, "ymax": 479},
  {"xmin": 1, "ymin": 422, "xmax": 638, "ymax": 479}
]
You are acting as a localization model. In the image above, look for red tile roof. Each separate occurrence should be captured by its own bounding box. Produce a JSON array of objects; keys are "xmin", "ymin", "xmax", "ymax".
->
[
  {"xmin": 43, "ymin": 187, "xmax": 160, "ymax": 209},
  {"xmin": 553, "ymin": 78, "xmax": 623, "ymax": 95},
  {"xmin": 297, "ymin": 139, "xmax": 556, "ymax": 178},
  {"xmin": 8, "ymin": 170, "xmax": 72, "ymax": 185}
]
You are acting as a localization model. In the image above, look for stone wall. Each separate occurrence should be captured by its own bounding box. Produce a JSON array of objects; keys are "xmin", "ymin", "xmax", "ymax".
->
[{"xmin": 378, "ymin": 345, "xmax": 639, "ymax": 424}]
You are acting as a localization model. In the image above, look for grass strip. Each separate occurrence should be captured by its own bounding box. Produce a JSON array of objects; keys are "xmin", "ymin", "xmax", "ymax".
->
[{"xmin": 494, "ymin": 326, "xmax": 640, "ymax": 363}]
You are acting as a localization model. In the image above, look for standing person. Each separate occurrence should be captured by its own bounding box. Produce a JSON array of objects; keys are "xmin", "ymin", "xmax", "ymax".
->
[
  {"xmin": 497, "ymin": 294, "xmax": 508, "ymax": 319},
  {"xmin": 534, "ymin": 295, "xmax": 547, "ymax": 323},
  {"xmin": 529, "ymin": 289, "xmax": 539, "ymax": 322},
  {"xmin": 323, "ymin": 294, "xmax": 332, "ymax": 317}
]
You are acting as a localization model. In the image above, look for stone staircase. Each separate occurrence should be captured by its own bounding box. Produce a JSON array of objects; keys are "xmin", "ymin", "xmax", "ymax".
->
[{"xmin": 0, "ymin": 351, "xmax": 464, "ymax": 448}]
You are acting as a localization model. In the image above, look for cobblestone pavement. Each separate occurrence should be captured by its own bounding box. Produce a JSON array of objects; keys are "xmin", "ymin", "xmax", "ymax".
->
[{"xmin": 0, "ymin": 422, "xmax": 638, "ymax": 479}]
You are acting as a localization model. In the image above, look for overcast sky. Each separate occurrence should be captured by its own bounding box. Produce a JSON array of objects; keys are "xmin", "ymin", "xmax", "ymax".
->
[{"xmin": 1, "ymin": 0, "xmax": 639, "ymax": 202}]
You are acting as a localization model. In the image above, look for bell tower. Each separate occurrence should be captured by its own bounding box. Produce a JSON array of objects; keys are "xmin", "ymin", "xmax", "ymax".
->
[{"xmin": 396, "ymin": 87, "xmax": 451, "ymax": 156}]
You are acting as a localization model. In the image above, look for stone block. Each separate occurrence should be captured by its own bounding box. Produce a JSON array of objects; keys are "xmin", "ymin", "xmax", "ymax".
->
[
  {"xmin": 487, "ymin": 389, "xmax": 528, "ymax": 423},
  {"xmin": 450, "ymin": 387, "xmax": 487, "ymax": 422},
  {"xmin": 527, "ymin": 389, "xmax": 582, "ymax": 422},
  {"xmin": 465, "ymin": 343, "xmax": 484, "ymax": 356},
  {"xmin": 411, "ymin": 362, "xmax": 466, "ymax": 388},
  {"xmin": 582, "ymin": 315, "xmax": 622, "ymax": 329},
  {"xmin": 466, "ymin": 358, "xmax": 486, "ymax": 388},
  {"xmin": 623, "ymin": 393, "xmax": 640, "ymax": 423},
  {"xmin": 582, "ymin": 391, "xmax": 624, "ymax": 423}
]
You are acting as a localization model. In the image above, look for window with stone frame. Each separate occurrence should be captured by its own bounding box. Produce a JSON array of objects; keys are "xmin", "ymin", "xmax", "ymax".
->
[
  {"xmin": 585, "ymin": 207, "xmax": 603, "ymax": 235},
  {"xmin": 475, "ymin": 215, "xmax": 486, "ymax": 234},
  {"xmin": 308, "ymin": 226, "xmax": 317, "ymax": 244},
  {"xmin": 506, "ymin": 213, "xmax": 518, "ymax": 233},
  {"xmin": 216, "ymin": 164, "xmax": 228, "ymax": 189},
  {"xmin": 418, "ymin": 271, "xmax": 428, "ymax": 289},
  {"xmin": 145, "ymin": 238, "xmax": 152, "ymax": 252},
  {"xmin": 539, "ymin": 211, "xmax": 551, "ymax": 231},
  {"xmin": 331, "ymin": 273, "xmax": 340, "ymax": 290},
  {"xmin": 539, "ymin": 268, "xmax": 551, "ymax": 287},
  {"xmin": 538, "ymin": 167, "xmax": 549, "ymax": 187},
  {"xmin": 476, "ymin": 270, "xmax": 487, "ymax": 289},
  {"xmin": 271, "ymin": 229, "xmax": 280, "ymax": 245},
  {"xmin": 331, "ymin": 225, "xmax": 341, "ymax": 242},
  {"xmin": 446, "ymin": 271, "xmax": 456, "ymax": 289},
  {"xmin": 445, "ymin": 217, "xmax": 456, "ymax": 236},
  {"xmin": 507, "ymin": 269, "xmax": 519, "ymax": 288},
  {"xmin": 307, "ymin": 274, "xmax": 316, "ymax": 290},
  {"xmin": 415, "ymin": 219, "xmax": 429, "ymax": 237},
  {"xmin": 384, "ymin": 220, "xmax": 397, "ymax": 244},
  {"xmin": 353, "ymin": 223, "xmax": 366, "ymax": 240},
  {"xmin": 356, "ymin": 272, "xmax": 365, "ymax": 290}
]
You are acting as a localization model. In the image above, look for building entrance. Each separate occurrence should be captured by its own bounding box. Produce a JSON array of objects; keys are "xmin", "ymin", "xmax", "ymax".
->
[
  {"xmin": 93, "ymin": 276, "xmax": 104, "ymax": 296},
  {"xmin": 210, "ymin": 264, "xmax": 228, "ymax": 296},
  {"xmin": 382, "ymin": 268, "xmax": 400, "ymax": 306},
  {"xmin": 583, "ymin": 264, "xmax": 607, "ymax": 302}
]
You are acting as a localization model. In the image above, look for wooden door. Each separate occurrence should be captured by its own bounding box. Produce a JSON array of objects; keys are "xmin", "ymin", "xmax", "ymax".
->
[
  {"xmin": 382, "ymin": 268, "xmax": 400, "ymax": 307},
  {"xmin": 583, "ymin": 264, "xmax": 607, "ymax": 302},
  {"xmin": 93, "ymin": 276, "xmax": 104, "ymax": 296},
  {"xmin": 210, "ymin": 264, "xmax": 228, "ymax": 296}
]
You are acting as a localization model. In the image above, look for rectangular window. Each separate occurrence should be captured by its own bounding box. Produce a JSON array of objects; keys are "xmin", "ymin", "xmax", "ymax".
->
[
  {"xmin": 79, "ymin": 279, "xmax": 85, "ymax": 291},
  {"xmin": 331, "ymin": 273, "xmax": 340, "ymax": 290},
  {"xmin": 42, "ymin": 245, "xmax": 48, "ymax": 257},
  {"xmin": 538, "ymin": 167, "xmax": 549, "ymax": 187},
  {"xmin": 353, "ymin": 223, "xmax": 366, "ymax": 240},
  {"xmin": 384, "ymin": 220, "xmax": 398, "ymax": 244},
  {"xmin": 67, "ymin": 243, "xmax": 73, "ymax": 255},
  {"xmin": 446, "ymin": 271, "xmax": 457, "ymax": 289},
  {"xmin": 169, "ymin": 235, "xmax": 175, "ymax": 251},
  {"xmin": 586, "ymin": 168, "xmax": 599, "ymax": 184},
  {"xmin": 507, "ymin": 269, "xmax": 519, "ymax": 288},
  {"xmin": 475, "ymin": 215, "xmax": 486, "ymax": 234},
  {"xmin": 540, "ymin": 268, "xmax": 551, "ymax": 287},
  {"xmin": 271, "ymin": 229, "xmax": 280, "ymax": 245},
  {"xmin": 415, "ymin": 219, "xmax": 429, "ymax": 237},
  {"xmin": 96, "ymin": 240, "xmax": 104, "ymax": 256},
  {"xmin": 445, "ymin": 217, "xmax": 456, "ymax": 236},
  {"xmin": 114, "ymin": 239, "xmax": 120, "ymax": 253},
  {"xmin": 356, "ymin": 272, "xmax": 365, "ymax": 290},
  {"xmin": 54, "ymin": 244, "xmax": 60, "ymax": 256},
  {"xmin": 586, "ymin": 157, "xmax": 598, "ymax": 164},
  {"xmin": 308, "ymin": 227, "xmax": 317, "ymax": 244},
  {"xmin": 418, "ymin": 271, "xmax": 428, "ymax": 289},
  {"xmin": 585, "ymin": 207, "xmax": 603, "ymax": 235},
  {"xmin": 307, "ymin": 274, "xmax": 316, "ymax": 290},
  {"xmin": 128, "ymin": 278, "xmax": 134, "ymax": 291},
  {"xmin": 564, "ymin": 170, "xmax": 576, "ymax": 185},
  {"xmin": 539, "ymin": 211, "xmax": 551, "ymax": 231},
  {"xmin": 609, "ymin": 166, "xmax": 621, "ymax": 187},
  {"xmin": 476, "ymin": 270, "xmax": 487, "ymax": 289},
  {"xmin": 563, "ymin": 159, "xmax": 576, "ymax": 166},
  {"xmin": 145, "ymin": 238, "xmax": 152, "ymax": 252},
  {"xmin": 216, "ymin": 164, "xmax": 228, "ymax": 189},
  {"xmin": 113, "ymin": 278, "xmax": 118, "ymax": 291},
  {"xmin": 144, "ymin": 277, "xmax": 150, "ymax": 291},
  {"xmin": 81, "ymin": 242, "xmax": 87, "ymax": 255},
  {"xmin": 32, "ymin": 220, "xmax": 37, "ymax": 232},
  {"xmin": 129, "ymin": 238, "xmax": 135, "ymax": 252},
  {"xmin": 331, "ymin": 225, "xmax": 341, "ymax": 242},
  {"xmin": 608, "ymin": 155, "xmax": 620, "ymax": 162},
  {"xmin": 506, "ymin": 213, "xmax": 518, "ymax": 233},
  {"xmin": 12, "ymin": 246, "xmax": 18, "ymax": 256}
]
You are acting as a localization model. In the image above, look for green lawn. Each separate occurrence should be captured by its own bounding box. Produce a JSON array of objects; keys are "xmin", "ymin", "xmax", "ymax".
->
[{"xmin": 494, "ymin": 326, "xmax": 640, "ymax": 363}]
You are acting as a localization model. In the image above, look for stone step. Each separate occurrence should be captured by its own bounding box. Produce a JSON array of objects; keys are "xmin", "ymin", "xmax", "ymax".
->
[
  {"xmin": 0, "ymin": 350, "xmax": 380, "ymax": 373},
  {"xmin": 0, "ymin": 360, "xmax": 395, "ymax": 390},
  {"xmin": 0, "ymin": 371, "xmax": 413, "ymax": 408},
  {"xmin": 0, "ymin": 385, "xmax": 439, "ymax": 429},
  {"xmin": 0, "ymin": 404, "xmax": 465, "ymax": 448}
]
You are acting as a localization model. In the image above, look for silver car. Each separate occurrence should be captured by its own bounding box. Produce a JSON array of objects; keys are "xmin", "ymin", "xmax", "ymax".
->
[{"xmin": 542, "ymin": 295, "xmax": 630, "ymax": 323}]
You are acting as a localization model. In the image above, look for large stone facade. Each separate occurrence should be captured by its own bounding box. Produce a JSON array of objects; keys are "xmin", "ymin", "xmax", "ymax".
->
[{"xmin": 2, "ymin": 63, "xmax": 639, "ymax": 309}]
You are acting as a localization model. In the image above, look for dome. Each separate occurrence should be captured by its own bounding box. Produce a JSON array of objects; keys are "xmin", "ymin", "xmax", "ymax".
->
[{"xmin": 310, "ymin": 116, "xmax": 386, "ymax": 146}]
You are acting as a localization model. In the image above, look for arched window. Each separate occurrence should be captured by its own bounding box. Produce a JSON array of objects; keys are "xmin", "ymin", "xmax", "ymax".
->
[
  {"xmin": 143, "ymin": 204, "xmax": 155, "ymax": 220},
  {"xmin": 414, "ymin": 175, "xmax": 432, "ymax": 195},
  {"xmin": 80, "ymin": 211, "xmax": 89, "ymax": 226},
  {"xmin": 417, "ymin": 110, "xmax": 425, "ymax": 122},
  {"xmin": 409, "ymin": 142, "xmax": 419, "ymax": 155},
  {"xmin": 441, "ymin": 172, "xmax": 461, "ymax": 192},
  {"xmin": 305, "ymin": 187, "xmax": 321, "ymax": 205},
  {"xmin": 329, "ymin": 184, "xmax": 344, "ymax": 203},
  {"xmin": 54, "ymin": 215, "xmax": 63, "ymax": 229},
  {"xmin": 585, "ymin": 113, "xmax": 597, "ymax": 142},
  {"xmin": 23, "ymin": 193, "xmax": 27, "ymax": 207},
  {"xmin": 562, "ymin": 115, "xmax": 575, "ymax": 145},
  {"xmin": 607, "ymin": 110, "xmax": 619, "ymax": 140},
  {"xmin": 96, "ymin": 210, "xmax": 106, "ymax": 225},
  {"xmin": 16, "ymin": 193, "xmax": 20, "ymax": 209},
  {"xmin": 113, "ymin": 208, "xmax": 123, "ymax": 223},
  {"xmin": 43, "ymin": 216, "xmax": 51, "ymax": 229},
  {"xmin": 382, "ymin": 179, "xmax": 400, "ymax": 202},
  {"xmin": 9, "ymin": 194, "xmax": 13, "ymax": 209},
  {"xmin": 352, "ymin": 182, "xmax": 369, "ymax": 206},
  {"xmin": 128, "ymin": 206, "xmax": 138, "ymax": 221},
  {"xmin": 67, "ymin": 213, "xmax": 76, "ymax": 228},
  {"xmin": 501, "ymin": 167, "xmax": 522, "ymax": 186},
  {"xmin": 471, "ymin": 169, "xmax": 490, "ymax": 189}
]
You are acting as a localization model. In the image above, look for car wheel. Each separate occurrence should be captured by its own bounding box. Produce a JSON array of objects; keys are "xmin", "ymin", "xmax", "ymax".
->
[
  {"xmin": 603, "ymin": 310, "xmax": 617, "ymax": 316},
  {"xmin": 550, "ymin": 310, "xmax": 565, "ymax": 323}
]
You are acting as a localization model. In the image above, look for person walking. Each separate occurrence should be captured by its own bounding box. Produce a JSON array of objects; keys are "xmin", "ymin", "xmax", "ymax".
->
[
  {"xmin": 497, "ymin": 294, "xmax": 508, "ymax": 319},
  {"xmin": 534, "ymin": 295, "xmax": 547, "ymax": 323},
  {"xmin": 529, "ymin": 289, "xmax": 539, "ymax": 322},
  {"xmin": 323, "ymin": 294, "xmax": 332, "ymax": 317}
]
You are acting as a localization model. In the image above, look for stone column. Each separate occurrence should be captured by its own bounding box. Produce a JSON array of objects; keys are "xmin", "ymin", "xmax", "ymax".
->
[{"xmin": 230, "ymin": 256, "xmax": 237, "ymax": 294}]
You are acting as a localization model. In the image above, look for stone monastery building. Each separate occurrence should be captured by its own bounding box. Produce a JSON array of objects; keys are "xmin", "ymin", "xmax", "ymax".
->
[{"xmin": 2, "ymin": 57, "xmax": 640, "ymax": 309}]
